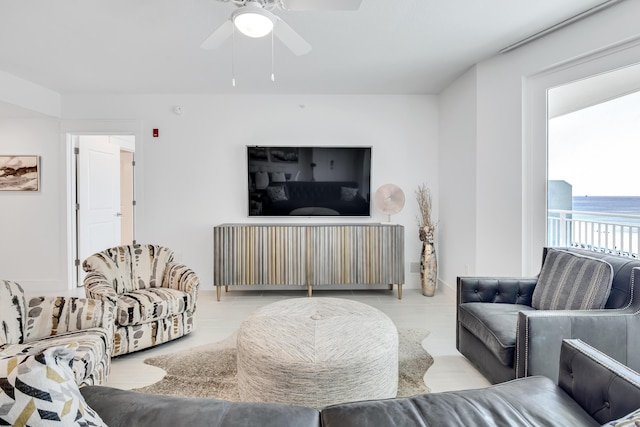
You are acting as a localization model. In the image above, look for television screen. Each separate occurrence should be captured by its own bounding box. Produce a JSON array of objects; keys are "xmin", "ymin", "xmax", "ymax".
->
[{"xmin": 247, "ymin": 146, "xmax": 371, "ymax": 217}]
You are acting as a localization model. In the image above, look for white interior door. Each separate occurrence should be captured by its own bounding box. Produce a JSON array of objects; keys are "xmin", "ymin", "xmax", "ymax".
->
[{"xmin": 77, "ymin": 135, "xmax": 121, "ymax": 280}]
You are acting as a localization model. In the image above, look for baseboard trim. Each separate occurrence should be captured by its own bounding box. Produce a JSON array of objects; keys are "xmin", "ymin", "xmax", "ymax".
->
[{"xmin": 438, "ymin": 278, "xmax": 455, "ymax": 298}]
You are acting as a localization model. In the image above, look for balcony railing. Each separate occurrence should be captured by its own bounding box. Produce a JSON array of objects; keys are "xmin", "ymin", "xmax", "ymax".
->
[{"xmin": 548, "ymin": 209, "xmax": 640, "ymax": 258}]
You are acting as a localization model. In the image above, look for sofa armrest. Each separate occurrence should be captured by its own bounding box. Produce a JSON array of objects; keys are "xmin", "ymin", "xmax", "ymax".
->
[
  {"xmin": 23, "ymin": 296, "xmax": 115, "ymax": 344},
  {"xmin": 457, "ymin": 276, "xmax": 537, "ymax": 305},
  {"xmin": 84, "ymin": 272, "xmax": 119, "ymax": 306},
  {"xmin": 559, "ymin": 339, "xmax": 640, "ymax": 424},
  {"xmin": 515, "ymin": 308, "xmax": 637, "ymax": 383}
]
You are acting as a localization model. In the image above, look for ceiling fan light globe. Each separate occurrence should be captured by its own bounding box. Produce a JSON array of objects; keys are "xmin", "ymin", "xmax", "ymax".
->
[{"xmin": 233, "ymin": 10, "xmax": 274, "ymax": 38}]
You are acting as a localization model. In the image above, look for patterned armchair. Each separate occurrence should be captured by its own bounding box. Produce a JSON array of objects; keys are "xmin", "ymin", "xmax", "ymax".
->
[
  {"xmin": 0, "ymin": 280, "xmax": 114, "ymax": 386},
  {"xmin": 83, "ymin": 244, "xmax": 200, "ymax": 356}
]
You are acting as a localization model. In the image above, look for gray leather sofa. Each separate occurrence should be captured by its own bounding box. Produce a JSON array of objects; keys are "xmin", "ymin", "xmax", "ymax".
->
[
  {"xmin": 80, "ymin": 340, "xmax": 640, "ymax": 426},
  {"xmin": 457, "ymin": 247, "xmax": 640, "ymax": 384}
]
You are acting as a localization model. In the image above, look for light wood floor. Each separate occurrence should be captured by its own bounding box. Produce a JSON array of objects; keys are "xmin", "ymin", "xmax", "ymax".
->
[{"xmin": 104, "ymin": 286, "xmax": 491, "ymax": 393}]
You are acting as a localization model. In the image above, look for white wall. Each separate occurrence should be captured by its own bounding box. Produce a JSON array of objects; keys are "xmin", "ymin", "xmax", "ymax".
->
[
  {"xmin": 439, "ymin": 0, "xmax": 640, "ymax": 282},
  {"xmin": 61, "ymin": 94, "xmax": 438, "ymax": 290},
  {"xmin": 0, "ymin": 118, "xmax": 66, "ymax": 292},
  {"xmin": 7, "ymin": 1, "xmax": 639, "ymax": 294},
  {"xmin": 438, "ymin": 67, "xmax": 477, "ymax": 287}
]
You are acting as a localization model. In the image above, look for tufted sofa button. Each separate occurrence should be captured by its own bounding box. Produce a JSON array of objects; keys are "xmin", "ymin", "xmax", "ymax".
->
[
  {"xmin": 474, "ymin": 289, "xmax": 479, "ymax": 293},
  {"xmin": 604, "ymin": 401, "xmax": 610, "ymax": 408}
]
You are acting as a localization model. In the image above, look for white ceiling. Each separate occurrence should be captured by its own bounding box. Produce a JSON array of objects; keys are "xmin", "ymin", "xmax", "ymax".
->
[{"xmin": 0, "ymin": 0, "xmax": 618, "ymax": 95}]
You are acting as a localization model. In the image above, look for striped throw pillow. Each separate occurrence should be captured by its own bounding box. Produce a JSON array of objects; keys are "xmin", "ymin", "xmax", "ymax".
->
[{"xmin": 531, "ymin": 249, "xmax": 613, "ymax": 310}]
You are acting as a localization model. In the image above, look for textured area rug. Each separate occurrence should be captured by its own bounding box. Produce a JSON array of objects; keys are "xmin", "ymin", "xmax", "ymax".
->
[{"xmin": 134, "ymin": 328, "xmax": 433, "ymax": 401}]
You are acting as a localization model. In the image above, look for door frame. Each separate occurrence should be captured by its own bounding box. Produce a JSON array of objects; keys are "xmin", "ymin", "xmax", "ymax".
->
[{"xmin": 62, "ymin": 120, "xmax": 142, "ymax": 289}]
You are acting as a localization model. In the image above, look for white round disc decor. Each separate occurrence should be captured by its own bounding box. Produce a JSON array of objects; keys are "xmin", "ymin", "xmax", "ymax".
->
[{"xmin": 374, "ymin": 184, "xmax": 405, "ymax": 221}]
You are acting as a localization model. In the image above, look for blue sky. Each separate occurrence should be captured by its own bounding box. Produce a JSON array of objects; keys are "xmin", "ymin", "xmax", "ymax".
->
[{"xmin": 548, "ymin": 90, "xmax": 640, "ymax": 197}]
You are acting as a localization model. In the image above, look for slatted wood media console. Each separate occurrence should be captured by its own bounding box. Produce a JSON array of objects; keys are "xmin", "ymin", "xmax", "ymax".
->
[{"xmin": 213, "ymin": 224, "xmax": 405, "ymax": 300}]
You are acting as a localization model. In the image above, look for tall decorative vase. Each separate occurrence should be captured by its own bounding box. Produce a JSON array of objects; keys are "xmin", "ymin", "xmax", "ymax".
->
[{"xmin": 421, "ymin": 241, "xmax": 437, "ymax": 297}]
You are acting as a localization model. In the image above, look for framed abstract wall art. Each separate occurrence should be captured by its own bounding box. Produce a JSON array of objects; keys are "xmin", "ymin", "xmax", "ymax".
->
[{"xmin": 0, "ymin": 155, "xmax": 40, "ymax": 191}]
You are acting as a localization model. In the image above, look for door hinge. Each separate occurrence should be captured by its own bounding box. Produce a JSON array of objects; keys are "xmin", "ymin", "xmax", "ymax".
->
[
  {"xmin": 132, "ymin": 200, "xmax": 136, "ymax": 206},
  {"xmin": 132, "ymin": 160, "xmax": 136, "ymax": 167},
  {"xmin": 75, "ymin": 203, "xmax": 80, "ymax": 211},
  {"xmin": 74, "ymin": 259, "xmax": 80, "ymax": 267},
  {"xmin": 132, "ymin": 239, "xmax": 137, "ymax": 245},
  {"xmin": 74, "ymin": 147, "xmax": 79, "ymax": 155}
]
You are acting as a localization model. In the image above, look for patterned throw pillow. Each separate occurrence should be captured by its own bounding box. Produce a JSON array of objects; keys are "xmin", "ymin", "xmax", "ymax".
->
[
  {"xmin": 531, "ymin": 249, "xmax": 613, "ymax": 310},
  {"xmin": 341, "ymin": 187, "xmax": 359, "ymax": 202},
  {"xmin": 0, "ymin": 344, "xmax": 106, "ymax": 426},
  {"xmin": 602, "ymin": 408, "xmax": 640, "ymax": 426},
  {"xmin": 266, "ymin": 185, "xmax": 288, "ymax": 202}
]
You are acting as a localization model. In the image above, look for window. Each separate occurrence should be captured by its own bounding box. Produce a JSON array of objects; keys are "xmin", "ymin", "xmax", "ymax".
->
[{"xmin": 547, "ymin": 88, "xmax": 640, "ymax": 257}]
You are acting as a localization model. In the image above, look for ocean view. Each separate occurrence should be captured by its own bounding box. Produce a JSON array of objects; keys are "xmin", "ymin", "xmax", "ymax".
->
[
  {"xmin": 549, "ymin": 196, "xmax": 640, "ymax": 256},
  {"xmin": 573, "ymin": 196, "xmax": 640, "ymax": 215},
  {"xmin": 572, "ymin": 196, "xmax": 640, "ymax": 226}
]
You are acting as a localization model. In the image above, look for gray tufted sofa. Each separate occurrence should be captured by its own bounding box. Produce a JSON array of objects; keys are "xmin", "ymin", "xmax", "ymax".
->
[
  {"xmin": 457, "ymin": 247, "xmax": 640, "ymax": 384},
  {"xmin": 260, "ymin": 181, "xmax": 369, "ymax": 216},
  {"xmin": 80, "ymin": 339, "xmax": 640, "ymax": 426}
]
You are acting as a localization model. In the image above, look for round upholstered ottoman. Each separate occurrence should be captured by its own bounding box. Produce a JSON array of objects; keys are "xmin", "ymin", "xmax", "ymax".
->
[{"xmin": 237, "ymin": 297, "xmax": 399, "ymax": 408}]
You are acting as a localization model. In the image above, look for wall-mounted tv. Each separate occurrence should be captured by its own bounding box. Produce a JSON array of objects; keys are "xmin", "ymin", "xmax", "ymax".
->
[{"xmin": 247, "ymin": 146, "xmax": 371, "ymax": 217}]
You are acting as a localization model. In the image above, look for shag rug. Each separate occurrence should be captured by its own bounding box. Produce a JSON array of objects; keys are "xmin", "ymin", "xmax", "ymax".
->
[{"xmin": 134, "ymin": 328, "xmax": 433, "ymax": 401}]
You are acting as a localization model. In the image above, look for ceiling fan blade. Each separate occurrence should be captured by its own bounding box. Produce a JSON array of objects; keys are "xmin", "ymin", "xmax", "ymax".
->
[
  {"xmin": 273, "ymin": 18, "xmax": 312, "ymax": 56},
  {"xmin": 200, "ymin": 20, "xmax": 233, "ymax": 50},
  {"xmin": 281, "ymin": 0, "xmax": 362, "ymax": 11}
]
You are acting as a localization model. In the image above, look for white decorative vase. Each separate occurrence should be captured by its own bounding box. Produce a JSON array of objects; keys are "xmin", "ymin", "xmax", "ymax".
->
[{"xmin": 420, "ymin": 241, "xmax": 437, "ymax": 297}]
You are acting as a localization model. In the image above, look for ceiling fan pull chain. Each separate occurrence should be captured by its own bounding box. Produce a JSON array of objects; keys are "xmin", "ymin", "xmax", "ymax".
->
[
  {"xmin": 271, "ymin": 30, "xmax": 276, "ymax": 82},
  {"xmin": 232, "ymin": 23, "xmax": 236, "ymax": 87}
]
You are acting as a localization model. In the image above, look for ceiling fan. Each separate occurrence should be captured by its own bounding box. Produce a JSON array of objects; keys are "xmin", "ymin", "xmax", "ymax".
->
[{"xmin": 200, "ymin": 0, "xmax": 362, "ymax": 56}]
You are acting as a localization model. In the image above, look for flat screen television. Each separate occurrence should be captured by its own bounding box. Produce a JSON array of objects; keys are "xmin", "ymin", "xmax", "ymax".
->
[{"xmin": 247, "ymin": 146, "xmax": 371, "ymax": 217}]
